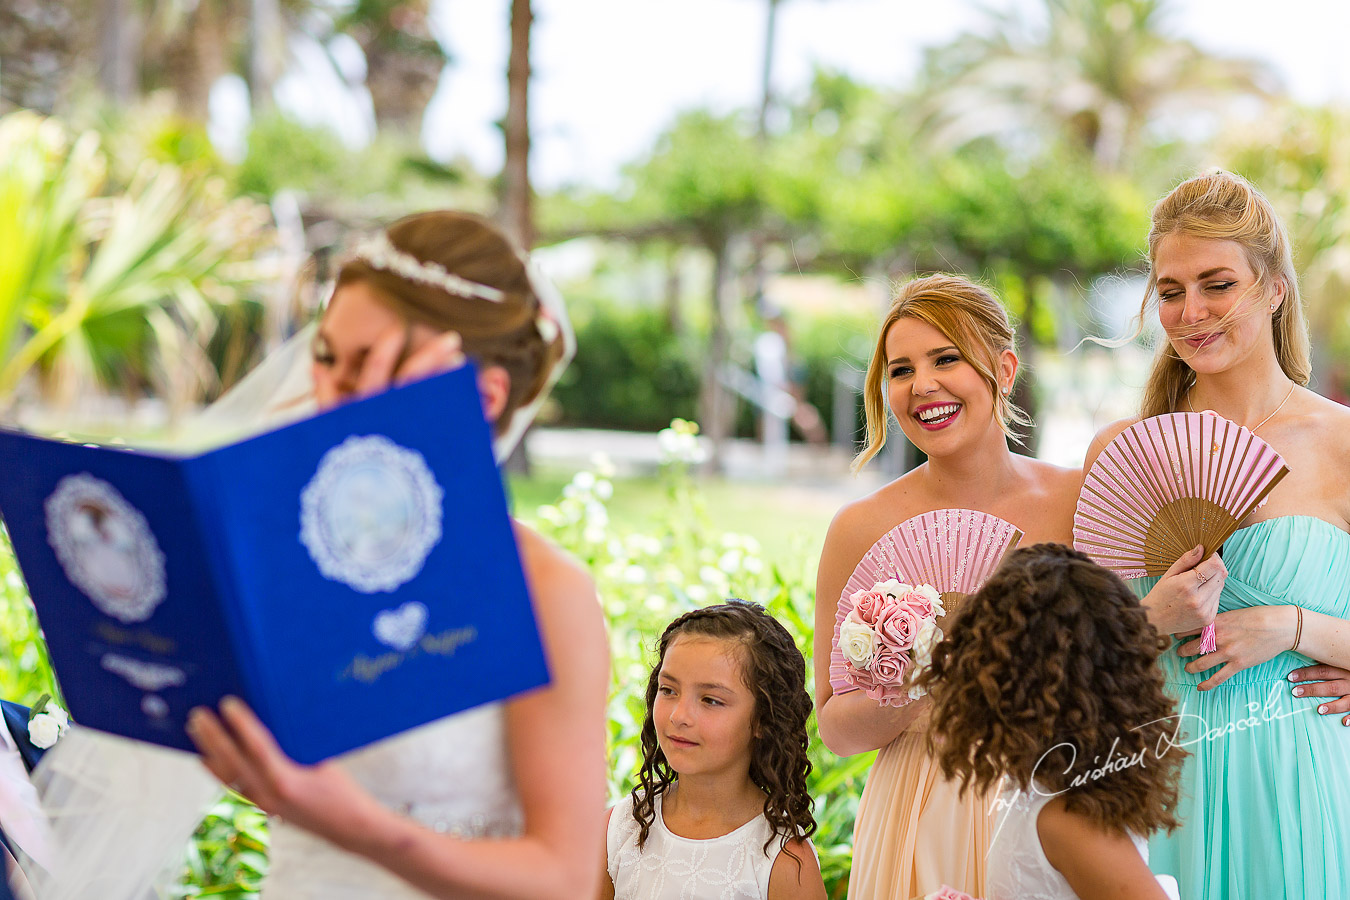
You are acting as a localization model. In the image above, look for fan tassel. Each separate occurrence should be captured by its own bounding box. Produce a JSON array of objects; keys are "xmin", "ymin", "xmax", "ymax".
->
[{"xmin": 1199, "ymin": 623, "xmax": 1217, "ymax": 655}]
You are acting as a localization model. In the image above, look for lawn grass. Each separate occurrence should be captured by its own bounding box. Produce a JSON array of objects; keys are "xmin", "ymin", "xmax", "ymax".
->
[{"xmin": 506, "ymin": 465, "xmax": 856, "ymax": 573}]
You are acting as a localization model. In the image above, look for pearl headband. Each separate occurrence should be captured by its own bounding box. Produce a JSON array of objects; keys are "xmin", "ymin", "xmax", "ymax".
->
[
  {"xmin": 350, "ymin": 232, "xmax": 506, "ymax": 303},
  {"xmin": 349, "ymin": 231, "xmax": 561, "ymax": 345},
  {"xmin": 347, "ymin": 228, "xmax": 575, "ymax": 459}
]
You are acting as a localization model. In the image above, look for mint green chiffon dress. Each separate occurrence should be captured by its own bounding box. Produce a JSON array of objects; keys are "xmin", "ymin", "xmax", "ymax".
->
[{"xmin": 1133, "ymin": 516, "xmax": 1350, "ymax": 900}]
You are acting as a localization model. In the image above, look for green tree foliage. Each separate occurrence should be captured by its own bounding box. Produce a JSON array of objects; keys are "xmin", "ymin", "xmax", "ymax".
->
[
  {"xmin": 917, "ymin": 0, "xmax": 1275, "ymax": 172},
  {"xmin": 1219, "ymin": 106, "xmax": 1350, "ymax": 386},
  {"xmin": 625, "ymin": 110, "xmax": 765, "ymax": 248},
  {"xmin": 0, "ymin": 111, "xmax": 274, "ymax": 415}
]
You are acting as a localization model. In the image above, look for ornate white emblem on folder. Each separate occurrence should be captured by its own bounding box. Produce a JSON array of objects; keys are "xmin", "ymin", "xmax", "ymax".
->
[
  {"xmin": 45, "ymin": 474, "xmax": 168, "ymax": 623},
  {"xmin": 300, "ymin": 435, "xmax": 444, "ymax": 593}
]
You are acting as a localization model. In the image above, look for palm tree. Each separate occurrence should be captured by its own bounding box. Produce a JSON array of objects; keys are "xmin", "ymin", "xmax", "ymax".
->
[
  {"xmin": 337, "ymin": 0, "xmax": 447, "ymax": 134},
  {"xmin": 0, "ymin": 111, "xmax": 274, "ymax": 417},
  {"xmin": 919, "ymin": 0, "xmax": 1276, "ymax": 171},
  {"xmin": 500, "ymin": 0, "xmax": 533, "ymax": 249}
]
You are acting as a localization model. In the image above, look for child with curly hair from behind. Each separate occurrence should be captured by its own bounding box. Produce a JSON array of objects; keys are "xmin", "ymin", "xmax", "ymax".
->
[
  {"xmin": 919, "ymin": 544, "xmax": 1184, "ymax": 900},
  {"xmin": 600, "ymin": 600, "xmax": 825, "ymax": 899}
]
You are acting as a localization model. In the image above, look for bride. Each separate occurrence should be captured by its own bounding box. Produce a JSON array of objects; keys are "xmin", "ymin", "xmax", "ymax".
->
[
  {"xmin": 183, "ymin": 210, "xmax": 610, "ymax": 899},
  {"xmin": 187, "ymin": 213, "xmax": 610, "ymax": 900}
]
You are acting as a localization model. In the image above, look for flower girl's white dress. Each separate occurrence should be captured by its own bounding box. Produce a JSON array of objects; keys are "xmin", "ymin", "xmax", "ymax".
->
[
  {"xmin": 262, "ymin": 704, "xmax": 522, "ymax": 898},
  {"xmin": 987, "ymin": 785, "xmax": 1180, "ymax": 900}
]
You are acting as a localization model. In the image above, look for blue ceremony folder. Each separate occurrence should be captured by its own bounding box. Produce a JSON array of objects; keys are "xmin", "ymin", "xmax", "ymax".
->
[{"xmin": 0, "ymin": 365, "xmax": 549, "ymax": 763}]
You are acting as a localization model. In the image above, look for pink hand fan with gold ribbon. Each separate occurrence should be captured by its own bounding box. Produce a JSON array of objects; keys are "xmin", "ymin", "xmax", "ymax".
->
[
  {"xmin": 1074, "ymin": 411, "xmax": 1289, "ymax": 652},
  {"xmin": 830, "ymin": 508, "xmax": 1023, "ymax": 698}
]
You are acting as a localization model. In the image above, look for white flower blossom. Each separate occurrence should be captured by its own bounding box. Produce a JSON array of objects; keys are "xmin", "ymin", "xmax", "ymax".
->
[
  {"xmin": 717, "ymin": 550, "xmax": 742, "ymax": 574},
  {"xmin": 28, "ymin": 712, "xmax": 64, "ymax": 749},
  {"xmin": 838, "ymin": 615, "xmax": 876, "ymax": 669},
  {"xmin": 590, "ymin": 452, "xmax": 617, "ymax": 478}
]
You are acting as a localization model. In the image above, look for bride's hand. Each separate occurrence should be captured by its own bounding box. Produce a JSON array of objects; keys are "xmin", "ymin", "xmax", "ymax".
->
[
  {"xmin": 1177, "ymin": 605, "xmax": 1298, "ymax": 691},
  {"xmin": 188, "ymin": 698, "xmax": 389, "ymax": 853},
  {"xmin": 1141, "ymin": 545, "xmax": 1226, "ymax": 635},
  {"xmin": 313, "ymin": 323, "xmax": 464, "ymax": 407}
]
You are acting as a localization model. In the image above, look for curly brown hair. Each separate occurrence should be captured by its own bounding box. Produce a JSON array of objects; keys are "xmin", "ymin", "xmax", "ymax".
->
[
  {"xmin": 632, "ymin": 600, "xmax": 817, "ymax": 862},
  {"xmin": 918, "ymin": 543, "xmax": 1186, "ymax": 836}
]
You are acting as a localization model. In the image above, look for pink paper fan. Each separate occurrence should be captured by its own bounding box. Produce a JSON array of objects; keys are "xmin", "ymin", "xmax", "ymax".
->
[
  {"xmin": 1074, "ymin": 412, "xmax": 1289, "ymax": 653},
  {"xmin": 830, "ymin": 508, "xmax": 1022, "ymax": 695}
]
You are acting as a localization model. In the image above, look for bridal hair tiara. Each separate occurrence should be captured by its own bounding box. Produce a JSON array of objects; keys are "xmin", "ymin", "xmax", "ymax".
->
[
  {"xmin": 351, "ymin": 232, "xmax": 507, "ymax": 303},
  {"xmin": 349, "ymin": 231, "xmax": 562, "ymax": 344}
]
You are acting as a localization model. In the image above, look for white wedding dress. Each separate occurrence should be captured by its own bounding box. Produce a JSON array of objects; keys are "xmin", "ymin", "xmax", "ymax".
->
[{"xmin": 263, "ymin": 703, "xmax": 523, "ymax": 899}]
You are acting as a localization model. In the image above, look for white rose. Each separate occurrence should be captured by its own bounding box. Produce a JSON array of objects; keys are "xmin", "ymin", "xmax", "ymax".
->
[
  {"xmin": 47, "ymin": 706, "xmax": 70, "ymax": 729},
  {"xmin": 911, "ymin": 619, "xmax": 942, "ymax": 672},
  {"xmin": 28, "ymin": 713, "xmax": 62, "ymax": 749},
  {"xmin": 876, "ymin": 579, "xmax": 912, "ymax": 602},
  {"xmin": 915, "ymin": 584, "xmax": 943, "ymax": 615},
  {"xmin": 838, "ymin": 616, "xmax": 876, "ymax": 670}
]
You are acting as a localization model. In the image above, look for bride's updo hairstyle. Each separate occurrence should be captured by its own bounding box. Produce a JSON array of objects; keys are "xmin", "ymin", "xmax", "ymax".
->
[
  {"xmin": 853, "ymin": 274, "xmax": 1027, "ymax": 472},
  {"xmin": 1138, "ymin": 170, "xmax": 1311, "ymax": 419},
  {"xmin": 335, "ymin": 210, "xmax": 566, "ymax": 435}
]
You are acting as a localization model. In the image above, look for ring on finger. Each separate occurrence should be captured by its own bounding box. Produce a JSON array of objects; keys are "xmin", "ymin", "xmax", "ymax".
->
[{"xmin": 1196, "ymin": 570, "xmax": 1210, "ymax": 585}]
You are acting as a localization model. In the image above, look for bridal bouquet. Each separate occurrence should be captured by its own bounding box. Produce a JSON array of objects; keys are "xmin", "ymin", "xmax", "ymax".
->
[{"xmin": 836, "ymin": 580, "xmax": 944, "ymax": 706}]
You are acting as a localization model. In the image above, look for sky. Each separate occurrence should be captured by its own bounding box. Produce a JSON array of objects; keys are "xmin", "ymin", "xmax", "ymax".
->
[{"xmin": 234, "ymin": 0, "xmax": 1350, "ymax": 189}]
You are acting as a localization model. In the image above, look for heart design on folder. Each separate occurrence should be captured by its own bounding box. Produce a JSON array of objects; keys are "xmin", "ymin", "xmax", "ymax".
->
[{"xmin": 373, "ymin": 601, "xmax": 429, "ymax": 651}]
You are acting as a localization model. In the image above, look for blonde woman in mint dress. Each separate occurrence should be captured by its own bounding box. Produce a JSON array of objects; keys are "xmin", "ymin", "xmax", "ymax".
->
[{"xmin": 1085, "ymin": 170, "xmax": 1350, "ymax": 900}]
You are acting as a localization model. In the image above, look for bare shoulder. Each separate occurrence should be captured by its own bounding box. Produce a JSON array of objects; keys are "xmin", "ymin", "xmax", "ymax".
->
[
  {"xmin": 1038, "ymin": 797, "xmax": 1169, "ymax": 899},
  {"xmin": 1303, "ymin": 390, "xmax": 1350, "ymax": 449},
  {"xmin": 766, "ymin": 837, "xmax": 826, "ymax": 900},
  {"xmin": 1024, "ymin": 457, "xmax": 1082, "ymax": 497},
  {"xmin": 821, "ymin": 474, "xmax": 922, "ymax": 564},
  {"xmin": 514, "ymin": 521, "xmax": 598, "ymax": 608},
  {"xmin": 1016, "ymin": 457, "xmax": 1081, "ymax": 544},
  {"xmin": 512, "ymin": 521, "xmax": 605, "ymax": 651},
  {"xmin": 1084, "ymin": 415, "xmax": 1142, "ymax": 471}
]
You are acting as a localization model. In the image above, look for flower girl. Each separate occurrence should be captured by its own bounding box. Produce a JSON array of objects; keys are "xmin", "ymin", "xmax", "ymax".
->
[
  {"xmin": 601, "ymin": 600, "xmax": 825, "ymax": 900},
  {"xmin": 920, "ymin": 544, "xmax": 1183, "ymax": 900}
]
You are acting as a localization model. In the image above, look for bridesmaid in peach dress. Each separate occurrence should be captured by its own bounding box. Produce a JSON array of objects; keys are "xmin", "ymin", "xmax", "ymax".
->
[{"xmin": 812, "ymin": 275, "xmax": 1078, "ymax": 899}]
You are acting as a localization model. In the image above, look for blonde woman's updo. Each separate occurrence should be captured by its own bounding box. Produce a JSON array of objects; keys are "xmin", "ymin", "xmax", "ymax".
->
[
  {"xmin": 1138, "ymin": 170, "xmax": 1311, "ymax": 418},
  {"xmin": 335, "ymin": 211, "xmax": 565, "ymax": 435},
  {"xmin": 853, "ymin": 274, "xmax": 1026, "ymax": 472}
]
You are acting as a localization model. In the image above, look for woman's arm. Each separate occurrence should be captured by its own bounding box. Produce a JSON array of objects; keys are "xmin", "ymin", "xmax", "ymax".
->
[
  {"xmin": 813, "ymin": 505, "xmax": 926, "ymax": 758},
  {"xmin": 1288, "ymin": 664, "xmax": 1350, "ymax": 726},
  {"xmin": 1038, "ymin": 801, "xmax": 1173, "ymax": 900},
  {"xmin": 766, "ymin": 839, "xmax": 826, "ymax": 900},
  {"xmin": 190, "ymin": 528, "xmax": 610, "ymax": 900}
]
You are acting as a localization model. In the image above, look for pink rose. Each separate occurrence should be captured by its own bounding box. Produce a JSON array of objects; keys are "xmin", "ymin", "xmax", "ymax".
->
[
  {"xmin": 849, "ymin": 589, "xmax": 885, "ymax": 625},
  {"xmin": 876, "ymin": 602, "xmax": 919, "ymax": 651},
  {"xmin": 869, "ymin": 649, "xmax": 910, "ymax": 686},
  {"xmin": 903, "ymin": 591, "xmax": 936, "ymax": 621},
  {"xmin": 848, "ymin": 649, "xmax": 913, "ymax": 707},
  {"xmin": 926, "ymin": 887, "xmax": 978, "ymax": 900}
]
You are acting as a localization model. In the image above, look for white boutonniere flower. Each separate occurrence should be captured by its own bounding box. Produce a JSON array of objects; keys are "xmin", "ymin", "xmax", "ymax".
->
[{"xmin": 27, "ymin": 693, "xmax": 71, "ymax": 749}]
